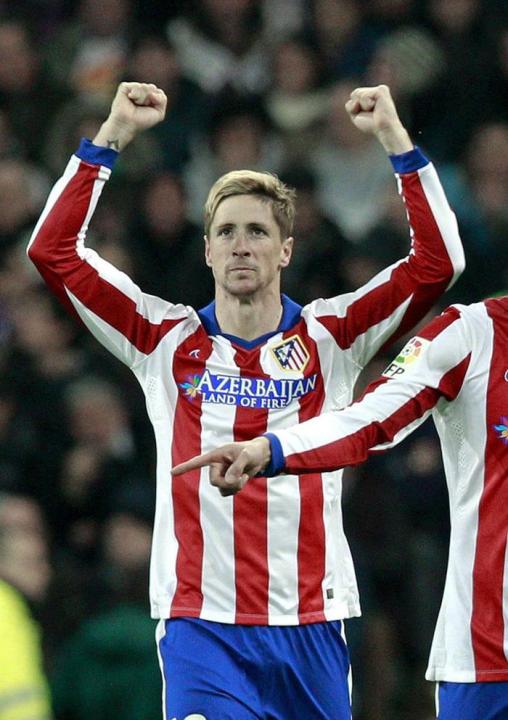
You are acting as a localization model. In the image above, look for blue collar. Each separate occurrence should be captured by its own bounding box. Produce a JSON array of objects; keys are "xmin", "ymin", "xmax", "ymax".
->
[{"xmin": 197, "ymin": 294, "xmax": 302, "ymax": 349}]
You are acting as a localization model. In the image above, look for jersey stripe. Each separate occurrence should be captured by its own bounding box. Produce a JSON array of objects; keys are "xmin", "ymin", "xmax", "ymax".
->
[
  {"xmin": 197, "ymin": 340, "xmax": 238, "ymax": 622},
  {"xmin": 471, "ymin": 305, "xmax": 508, "ymax": 679},
  {"xmin": 27, "ymin": 159, "xmax": 94, "ymax": 318},
  {"xmin": 292, "ymin": 321, "xmax": 327, "ymax": 622},
  {"xmin": 232, "ymin": 345, "xmax": 270, "ymax": 622},
  {"xmin": 415, "ymin": 163, "xmax": 464, "ymax": 288},
  {"xmin": 170, "ymin": 329, "xmax": 212, "ymax": 617}
]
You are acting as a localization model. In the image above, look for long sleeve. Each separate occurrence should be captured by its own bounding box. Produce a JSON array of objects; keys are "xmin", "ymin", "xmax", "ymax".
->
[
  {"xmin": 266, "ymin": 306, "xmax": 471, "ymax": 476},
  {"xmin": 308, "ymin": 148, "xmax": 465, "ymax": 368},
  {"xmin": 27, "ymin": 140, "xmax": 188, "ymax": 369}
]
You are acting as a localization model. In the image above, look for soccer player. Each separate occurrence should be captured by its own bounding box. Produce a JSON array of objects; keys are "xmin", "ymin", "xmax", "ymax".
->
[
  {"xmin": 28, "ymin": 81, "xmax": 464, "ymax": 719},
  {"xmin": 173, "ymin": 296, "xmax": 508, "ymax": 720}
]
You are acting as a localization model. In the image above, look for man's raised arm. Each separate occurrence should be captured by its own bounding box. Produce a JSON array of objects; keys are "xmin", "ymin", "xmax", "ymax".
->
[
  {"xmin": 311, "ymin": 85, "xmax": 465, "ymax": 367},
  {"xmin": 26, "ymin": 83, "xmax": 191, "ymax": 369}
]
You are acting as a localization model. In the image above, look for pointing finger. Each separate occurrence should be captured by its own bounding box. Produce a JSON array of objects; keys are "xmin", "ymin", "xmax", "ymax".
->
[{"xmin": 172, "ymin": 449, "xmax": 221, "ymax": 476}]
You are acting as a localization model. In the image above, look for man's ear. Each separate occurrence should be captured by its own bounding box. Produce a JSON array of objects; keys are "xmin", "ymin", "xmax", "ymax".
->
[
  {"xmin": 279, "ymin": 236, "xmax": 294, "ymax": 268},
  {"xmin": 204, "ymin": 235, "xmax": 212, "ymax": 267}
]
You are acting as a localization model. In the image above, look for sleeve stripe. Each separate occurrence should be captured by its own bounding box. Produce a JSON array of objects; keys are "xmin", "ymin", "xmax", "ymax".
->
[
  {"xmin": 282, "ymin": 350, "xmax": 470, "ymax": 475},
  {"xmin": 64, "ymin": 270, "xmax": 184, "ymax": 356},
  {"xmin": 418, "ymin": 305, "xmax": 462, "ymax": 341},
  {"xmin": 316, "ymin": 269, "xmax": 413, "ymax": 350},
  {"xmin": 283, "ymin": 383, "xmax": 440, "ymax": 474},
  {"xmin": 28, "ymin": 158, "xmax": 186, "ymax": 356},
  {"xmin": 27, "ymin": 155, "xmax": 82, "ymax": 253},
  {"xmin": 417, "ymin": 164, "xmax": 465, "ymax": 289}
]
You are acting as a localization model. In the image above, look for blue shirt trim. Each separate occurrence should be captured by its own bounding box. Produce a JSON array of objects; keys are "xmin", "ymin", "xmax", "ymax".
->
[
  {"xmin": 75, "ymin": 138, "xmax": 119, "ymax": 170},
  {"xmin": 262, "ymin": 433, "xmax": 285, "ymax": 476},
  {"xmin": 197, "ymin": 294, "xmax": 302, "ymax": 349},
  {"xmin": 389, "ymin": 146, "xmax": 429, "ymax": 174}
]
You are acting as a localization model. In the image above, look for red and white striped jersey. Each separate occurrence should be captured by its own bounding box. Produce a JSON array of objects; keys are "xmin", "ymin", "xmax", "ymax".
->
[
  {"xmin": 27, "ymin": 139, "xmax": 464, "ymax": 626},
  {"xmin": 270, "ymin": 298, "xmax": 508, "ymax": 680}
]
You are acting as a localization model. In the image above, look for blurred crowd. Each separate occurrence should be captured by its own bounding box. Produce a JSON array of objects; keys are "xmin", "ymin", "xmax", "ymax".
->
[{"xmin": 0, "ymin": 1, "xmax": 507, "ymax": 719}]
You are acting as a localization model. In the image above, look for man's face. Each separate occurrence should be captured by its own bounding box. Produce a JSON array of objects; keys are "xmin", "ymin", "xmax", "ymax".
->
[{"xmin": 205, "ymin": 195, "xmax": 293, "ymax": 298}]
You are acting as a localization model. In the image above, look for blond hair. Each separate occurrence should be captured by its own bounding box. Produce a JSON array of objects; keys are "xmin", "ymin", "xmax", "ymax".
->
[{"xmin": 204, "ymin": 169, "xmax": 296, "ymax": 239}]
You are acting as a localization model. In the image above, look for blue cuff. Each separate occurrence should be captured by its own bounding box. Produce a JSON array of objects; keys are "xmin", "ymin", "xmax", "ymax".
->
[
  {"xmin": 389, "ymin": 146, "xmax": 429, "ymax": 174},
  {"xmin": 75, "ymin": 138, "xmax": 119, "ymax": 170},
  {"xmin": 262, "ymin": 433, "xmax": 285, "ymax": 477}
]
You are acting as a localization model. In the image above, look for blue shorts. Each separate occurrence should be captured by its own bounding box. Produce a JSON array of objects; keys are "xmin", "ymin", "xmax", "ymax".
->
[
  {"xmin": 437, "ymin": 681, "xmax": 508, "ymax": 720},
  {"xmin": 157, "ymin": 617, "xmax": 352, "ymax": 720}
]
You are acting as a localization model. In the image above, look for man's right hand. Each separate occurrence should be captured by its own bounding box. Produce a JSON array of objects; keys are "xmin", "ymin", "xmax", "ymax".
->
[
  {"xmin": 171, "ymin": 437, "xmax": 272, "ymax": 497},
  {"xmin": 93, "ymin": 82, "xmax": 167, "ymax": 152}
]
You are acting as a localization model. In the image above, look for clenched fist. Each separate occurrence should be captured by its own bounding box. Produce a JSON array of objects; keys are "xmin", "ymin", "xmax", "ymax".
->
[
  {"xmin": 94, "ymin": 82, "xmax": 168, "ymax": 151},
  {"xmin": 345, "ymin": 85, "xmax": 413, "ymax": 154}
]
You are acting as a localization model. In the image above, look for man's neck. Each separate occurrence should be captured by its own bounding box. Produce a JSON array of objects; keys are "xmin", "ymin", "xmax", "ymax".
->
[{"xmin": 214, "ymin": 289, "xmax": 283, "ymax": 342}]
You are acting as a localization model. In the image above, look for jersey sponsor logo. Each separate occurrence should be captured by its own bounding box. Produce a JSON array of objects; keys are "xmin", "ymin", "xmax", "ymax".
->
[
  {"xmin": 271, "ymin": 334, "xmax": 310, "ymax": 372},
  {"xmin": 494, "ymin": 417, "xmax": 508, "ymax": 444},
  {"xmin": 179, "ymin": 370, "xmax": 318, "ymax": 409},
  {"xmin": 383, "ymin": 336, "xmax": 430, "ymax": 378},
  {"xmin": 170, "ymin": 715, "xmax": 207, "ymax": 720}
]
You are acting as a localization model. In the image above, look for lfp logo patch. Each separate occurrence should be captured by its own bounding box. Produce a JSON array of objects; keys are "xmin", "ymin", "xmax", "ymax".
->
[
  {"xmin": 271, "ymin": 335, "xmax": 309, "ymax": 373},
  {"xmin": 383, "ymin": 336, "xmax": 430, "ymax": 378},
  {"xmin": 494, "ymin": 417, "xmax": 508, "ymax": 445}
]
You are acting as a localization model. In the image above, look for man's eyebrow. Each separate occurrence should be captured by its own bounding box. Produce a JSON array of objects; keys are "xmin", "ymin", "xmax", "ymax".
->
[
  {"xmin": 214, "ymin": 221, "xmax": 271, "ymax": 232},
  {"xmin": 247, "ymin": 221, "xmax": 270, "ymax": 229}
]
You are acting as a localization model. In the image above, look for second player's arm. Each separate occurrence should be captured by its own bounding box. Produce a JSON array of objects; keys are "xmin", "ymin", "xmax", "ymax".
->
[
  {"xmin": 173, "ymin": 307, "xmax": 471, "ymax": 491},
  {"xmin": 268, "ymin": 307, "xmax": 471, "ymax": 476}
]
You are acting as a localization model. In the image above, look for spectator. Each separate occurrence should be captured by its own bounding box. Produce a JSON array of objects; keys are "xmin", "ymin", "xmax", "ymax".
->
[
  {"xmin": 128, "ymin": 171, "xmax": 214, "ymax": 307},
  {"xmin": 0, "ymin": 492, "xmax": 53, "ymax": 720},
  {"xmin": 412, "ymin": 0, "xmax": 499, "ymax": 162},
  {"xmin": 50, "ymin": 485, "xmax": 160, "ymax": 720},
  {"xmin": 264, "ymin": 35, "xmax": 330, "ymax": 163},
  {"xmin": 167, "ymin": 0, "xmax": 269, "ymax": 96},
  {"xmin": 126, "ymin": 34, "xmax": 208, "ymax": 174},
  {"xmin": 0, "ymin": 18, "xmax": 69, "ymax": 162},
  {"xmin": 184, "ymin": 94, "xmax": 286, "ymax": 222},
  {"xmin": 309, "ymin": 79, "xmax": 395, "ymax": 241},
  {"xmin": 0, "ymin": 382, "xmax": 39, "ymax": 494},
  {"xmin": 0, "ymin": 157, "xmax": 49, "ymax": 263},
  {"xmin": 45, "ymin": 0, "xmax": 133, "ymax": 101},
  {"xmin": 307, "ymin": 0, "xmax": 379, "ymax": 79},
  {"xmin": 278, "ymin": 165, "xmax": 351, "ymax": 303},
  {"xmin": 54, "ymin": 377, "xmax": 151, "ymax": 553}
]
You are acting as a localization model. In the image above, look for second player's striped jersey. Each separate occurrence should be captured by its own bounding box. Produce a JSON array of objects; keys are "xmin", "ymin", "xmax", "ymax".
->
[
  {"xmin": 27, "ymin": 139, "xmax": 464, "ymax": 626},
  {"xmin": 269, "ymin": 298, "xmax": 508, "ymax": 680}
]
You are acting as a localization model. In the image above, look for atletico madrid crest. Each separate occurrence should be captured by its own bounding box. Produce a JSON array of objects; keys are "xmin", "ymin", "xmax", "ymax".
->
[{"xmin": 271, "ymin": 335, "xmax": 310, "ymax": 372}]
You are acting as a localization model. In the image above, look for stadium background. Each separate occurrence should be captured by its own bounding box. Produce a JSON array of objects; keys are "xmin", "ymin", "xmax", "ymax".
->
[{"xmin": 0, "ymin": 1, "xmax": 507, "ymax": 718}]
